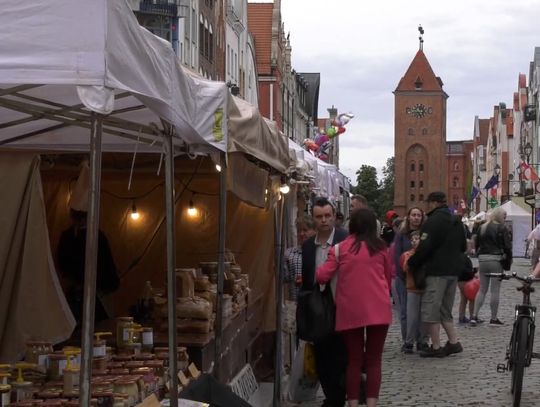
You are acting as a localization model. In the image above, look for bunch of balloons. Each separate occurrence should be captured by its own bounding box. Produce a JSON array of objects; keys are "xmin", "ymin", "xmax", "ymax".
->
[{"xmin": 303, "ymin": 112, "xmax": 354, "ymax": 161}]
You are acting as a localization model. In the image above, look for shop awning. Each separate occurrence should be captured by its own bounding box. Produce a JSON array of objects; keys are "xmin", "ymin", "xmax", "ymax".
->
[{"xmin": 228, "ymin": 96, "xmax": 291, "ymax": 174}]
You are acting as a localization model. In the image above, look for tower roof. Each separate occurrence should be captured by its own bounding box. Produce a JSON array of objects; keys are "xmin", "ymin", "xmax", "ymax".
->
[{"xmin": 395, "ymin": 50, "xmax": 445, "ymax": 93}]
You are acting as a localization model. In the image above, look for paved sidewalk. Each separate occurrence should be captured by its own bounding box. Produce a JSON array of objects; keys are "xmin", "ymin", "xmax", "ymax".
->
[{"xmin": 285, "ymin": 258, "xmax": 540, "ymax": 406}]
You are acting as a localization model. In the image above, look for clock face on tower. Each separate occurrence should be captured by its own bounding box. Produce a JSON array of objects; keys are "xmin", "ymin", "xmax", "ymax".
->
[{"xmin": 406, "ymin": 104, "xmax": 433, "ymax": 118}]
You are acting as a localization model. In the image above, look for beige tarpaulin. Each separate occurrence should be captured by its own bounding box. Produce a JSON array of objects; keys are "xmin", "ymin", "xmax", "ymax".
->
[
  {"xmin": 227, "ymin": 96, "xmax": 291, "ymax": 174},
  {"xmin": 0, "ymin": 153, "xmax": 75, "ymax": 361}
]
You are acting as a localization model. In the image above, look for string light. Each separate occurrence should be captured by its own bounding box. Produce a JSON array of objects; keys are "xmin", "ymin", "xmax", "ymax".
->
[
  {"xmin": 215, "ymin": 164, "xmax": 222, "ymax": 172},
  {"xmin": 130, "ymin": 204, "xmax": 140, "ymax": 220}
]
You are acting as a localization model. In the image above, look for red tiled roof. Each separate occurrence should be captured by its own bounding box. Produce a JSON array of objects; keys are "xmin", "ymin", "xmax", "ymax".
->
[
  {"xmin": 521, "ymin": 92, "xmax": 528, "ymax": 111},
  {"xmin": 478, "ymin": 119, "xmax": 490, "ymax": 145},
  {"xmin": 518, "ymin": 73, "xmax": 526, "ymax": 89},
  {"xmin": 395, "ymin": 50, "xmax": 444, "ymax": 92},
  {"xmin": 248, "ymin": 3, "xmax": 273, "ymax": 76}
]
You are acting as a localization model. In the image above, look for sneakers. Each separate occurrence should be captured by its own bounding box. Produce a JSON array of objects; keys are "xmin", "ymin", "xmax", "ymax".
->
[
  {"xmin": 469, "ymin": 316, "xmax": 484, "ymax": 327},
  {"xmin": 443, "ymin": 341, "xmax": 463, "ymax": 356},
  {"xmin": 419, "ymin": 345, "xmax": 447, "ymax": 358},
  {"xmin": 489, "ymin": 318, "xmax": 504, "ymax": 326},
  {"xmin": 458, "ymin": 316, "xmax": 470, "ymax": 324},
  {"xmin": 401, "ymin": 343, "xmax": 414, "ymax": 354}
]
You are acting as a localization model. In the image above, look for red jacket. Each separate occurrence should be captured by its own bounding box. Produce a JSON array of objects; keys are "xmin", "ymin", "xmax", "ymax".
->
[{"xmin": 316, "ymin": 235, "xmax": 393, "ymax": 331}]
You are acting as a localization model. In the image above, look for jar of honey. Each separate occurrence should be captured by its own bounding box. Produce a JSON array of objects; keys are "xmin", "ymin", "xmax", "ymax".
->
[
  {"xmin": 141, "ymin": 328, "xmax": 153, "ymax": 354},
  {"xmin": 116, "ymin": 318, "xmax": 134, "ymax": 349}
]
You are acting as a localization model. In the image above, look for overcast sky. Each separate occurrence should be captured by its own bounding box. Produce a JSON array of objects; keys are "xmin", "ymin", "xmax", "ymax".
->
[{"xmin": 251, "ymin": 0, "xmax": 540, "ymax": 184}]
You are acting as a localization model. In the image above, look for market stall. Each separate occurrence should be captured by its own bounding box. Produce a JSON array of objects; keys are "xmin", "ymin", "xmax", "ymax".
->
[{"xmin": 0, "ymin": 0, "xmax": 230, "ymax": 405}]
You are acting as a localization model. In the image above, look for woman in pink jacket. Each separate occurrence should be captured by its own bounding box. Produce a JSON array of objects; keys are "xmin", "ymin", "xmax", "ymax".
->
[{"xmin": 316, "ymin": 208, "xmax": 392, "ymax": 407}]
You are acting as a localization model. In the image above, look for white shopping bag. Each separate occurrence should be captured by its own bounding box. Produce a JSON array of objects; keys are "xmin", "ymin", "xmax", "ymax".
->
[{"xmin": 287, "ymin": 340, "xmax": 320, "ymax": 403}]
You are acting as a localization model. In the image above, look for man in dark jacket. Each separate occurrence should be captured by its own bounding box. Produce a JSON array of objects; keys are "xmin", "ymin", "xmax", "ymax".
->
[
  {"xmin": 408, "ymin": 191, "xmax": 466, "ymax": 358},
  {"xmin": 300, "ymin": 197, "xmax": 348, "ymax": 407}
]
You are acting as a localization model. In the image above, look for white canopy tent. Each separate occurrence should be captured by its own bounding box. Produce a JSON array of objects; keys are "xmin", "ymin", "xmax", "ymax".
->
[
  {"xmin": 0, "ymin": 0, "xmax": 228, "ymax": 153},
  {"xmin": 500, "ymin": 201, "xmax": 531, "ymax": 257}
]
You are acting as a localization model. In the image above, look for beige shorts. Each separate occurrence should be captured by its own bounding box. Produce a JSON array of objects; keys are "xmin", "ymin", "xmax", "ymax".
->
[{"xmin": 421, "ymin": 275, "xmax": 458, "ymax": 323}]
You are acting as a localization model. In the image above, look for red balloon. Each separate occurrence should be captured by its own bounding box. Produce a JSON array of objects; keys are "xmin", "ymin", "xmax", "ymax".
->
[{"xmin": 463, "ymin": 277, "xmax": 480, "ymax": 301}]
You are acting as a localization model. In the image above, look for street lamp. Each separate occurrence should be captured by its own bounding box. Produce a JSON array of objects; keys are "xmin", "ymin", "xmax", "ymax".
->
[
  {"xmin": 525, "ymin": 142, "xmax": 533, "ymax": 164},
  {"xmin": 476, "ymin": 175, "xmax": 482, "ymax": 212}
]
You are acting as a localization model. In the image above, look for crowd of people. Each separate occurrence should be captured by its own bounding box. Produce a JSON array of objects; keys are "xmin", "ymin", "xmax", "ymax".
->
[{"xmin": 285, "ymin": 191, "xmax": 515, "ymax": 407}]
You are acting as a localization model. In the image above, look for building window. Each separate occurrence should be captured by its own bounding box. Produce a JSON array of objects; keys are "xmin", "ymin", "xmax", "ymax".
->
[
  {"xmin": 410, "ymin": 194, "xmax": 415, "ymax": 202},
  {"xmin": 419, "ymin": 162, "xmax": 424, "ymax": 171},
  {"xmin": 419, "ymin": 180, "xmax": 424, "ymax": 188},
  {"xmin": 410, "ymin": 180, "xmax": 415, "ymax": 188},
  {"xmin": 422, "ymin": 128, "xmax": 428, "ymax": 135},
  {"xmin": 453, "ymin": 161, "xmax": 459, "ymax": 171},
  {"xmin": 410, "ymin": 162, "xmax": 415, "ymax": 171},
  {"xmin": 408, "ymin": 128, "xmax": 415, "ymax": 136},
  {"xmin": 419, "ymin": 194, "xmax": 424, "ymax": 201},
  {"xmin": 453, "ymin": 195, "xmax": 459, "ymax": 208},
  {"xmin": 453, "ymin": 177, "xmax": 459, "ymax": 187},
  {"xmin": 226, "ymin": 45, "xmax": 230, "ymax": 74}
]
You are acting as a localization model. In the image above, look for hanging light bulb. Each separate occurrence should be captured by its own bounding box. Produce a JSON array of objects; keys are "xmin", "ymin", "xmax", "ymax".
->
[
  {"xmin": 279, "ymin": 184, "xmax": 290, "ymax": 194},
  {"xmin": 279, "ymin": 175, "xmax": 290, "ymax": 194},
  {"xmin": 215, "ymin": 164, "xmax": 222, "ymax": 172},
  {"xmin": 130, "ymin": 204, "xmax": 140, "ymax": 220},
  {"xmin": 187, "ymin": 200, "xmax": 198, "ymax": 217}
]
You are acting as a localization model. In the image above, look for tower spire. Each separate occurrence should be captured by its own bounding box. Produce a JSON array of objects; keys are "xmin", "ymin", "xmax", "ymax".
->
[{"xmin": 418, "ymin": 25, "xmax": 424, "ymax": 51}]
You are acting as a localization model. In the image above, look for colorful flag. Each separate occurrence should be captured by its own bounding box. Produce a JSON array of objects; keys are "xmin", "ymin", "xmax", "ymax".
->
[
  {"xmin": 468, "ymin": 185, "xmax": 480, "ymax": 205},
  {"xmin": 519, "ymin": 161, "xmax": 539, "ymax": 182},
  {"xmin": 484, "ymin": 175, "xmax": 499, "ymax": 190}
]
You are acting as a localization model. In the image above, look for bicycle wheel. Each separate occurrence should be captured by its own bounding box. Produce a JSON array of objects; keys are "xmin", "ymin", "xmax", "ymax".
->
[{"xmin": 512, "ymin": 317, "xmax": 529, "ymax": 407}]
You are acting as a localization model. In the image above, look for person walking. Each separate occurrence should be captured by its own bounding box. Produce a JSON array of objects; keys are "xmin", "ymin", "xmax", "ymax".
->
[
  {"xmin": 470, "ymin": 207, "xmax": 512, "ymax": 326},
  {"xmin": 391, "ymin": 206, "xmax": 424, "ymax": 350},
  {"xmin": 408, "ymin": 191, "xmax": 466, "ymax": 357},
  {"xmin": 300, "ymin": 197, "xmax": 348, "ymax": 407},
  {"xmin": 316, "ymin": 208, "xmax": 392, "ymax": 407},
  {"xmin": 283, "ymin": 216, "xmax": 316, "ymax": 301}
]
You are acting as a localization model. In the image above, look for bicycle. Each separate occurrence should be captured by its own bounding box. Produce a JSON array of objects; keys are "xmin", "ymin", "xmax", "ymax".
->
[{"xmin": 487, "ymin": 271, "xmax": 540, "ymax": 406}]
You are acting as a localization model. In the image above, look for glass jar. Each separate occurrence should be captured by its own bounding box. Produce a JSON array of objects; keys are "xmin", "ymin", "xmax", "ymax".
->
[
  {"xmin": 92, "ymin": 392, "xmax": 114, "ymax": 407},
  {"xmin": 47, "ymin": 354, "xmax": 67, "ymax": 381},
  {"xmin": 112, "ymin": 379, "xmax": 139, "ymax": 407},
  {"xmin": 116, "ymin": 317, "xmax": 134, "ymax": 349},
  {"xmin": 0, "ymin": 384, "xmax": 11, "ymax": 407},
  {"xmin": 141, "ymin": 328, "xmax": 153, "ymax": 354}
]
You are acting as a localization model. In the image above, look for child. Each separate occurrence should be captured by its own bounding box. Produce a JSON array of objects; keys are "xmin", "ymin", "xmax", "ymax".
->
[{"xmin": 401, "ymin": 231, "xmax": 429, "ymax": 353}]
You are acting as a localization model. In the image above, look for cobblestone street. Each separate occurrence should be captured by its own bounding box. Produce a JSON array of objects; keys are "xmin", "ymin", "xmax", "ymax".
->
[{"xmin": 287, "ymin": 257, "xmax": 540, "ymax": 406}]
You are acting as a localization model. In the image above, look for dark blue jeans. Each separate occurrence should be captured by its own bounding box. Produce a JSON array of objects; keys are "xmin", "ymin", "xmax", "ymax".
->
[{"xmin": 392, "ymin": 277, "xmax": 407, "ymax": 342}]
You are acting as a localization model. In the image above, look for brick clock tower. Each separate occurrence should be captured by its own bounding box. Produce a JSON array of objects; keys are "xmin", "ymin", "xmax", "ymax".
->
[{"xmin": 393, "ymin": 34, "xmax": 448, "ymax": 216}]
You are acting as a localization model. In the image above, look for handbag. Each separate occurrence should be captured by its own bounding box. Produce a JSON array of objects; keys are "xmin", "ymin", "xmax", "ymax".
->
[
  {"xmin": 296, "ymin": 244, "xmax": 338, "ymax": 342},
  {"xmin": 296, "ymin": 283, "xmax": 336, "ymax": 342},
  {"xmin": 496, "ymin": 224, "xmax": 513, "ymax": 271}
]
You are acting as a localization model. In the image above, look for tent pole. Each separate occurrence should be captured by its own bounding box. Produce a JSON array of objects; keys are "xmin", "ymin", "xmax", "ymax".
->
[
  {"xmin": 273, "ymin": 194, "xmax": 286, "ymax": 407},
  {"xmin": 79, "ymin": 113, "xmax": 103, "ymax": 407},
  {"xmin": 164, "ymin": 127, "xmax": 179, "ymax": 407},
  {"xmin": 214, "ymin": 153, "xmax": 227, "ymax": 380}
]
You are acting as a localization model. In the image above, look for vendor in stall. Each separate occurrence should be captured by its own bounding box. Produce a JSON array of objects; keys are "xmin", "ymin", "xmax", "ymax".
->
[{"xmin": 56, "ymin": 161, "xmax": 120, "ymax": 327}]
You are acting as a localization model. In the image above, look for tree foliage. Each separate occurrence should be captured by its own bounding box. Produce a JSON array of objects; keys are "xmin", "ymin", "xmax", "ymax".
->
[
  {"xmin": 352, "ymin": 158, "xmax": 395, "ymax": 217},
  {"xmin": 376, "ymin": 157, "xmax": 395, "ymax": 217}
]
